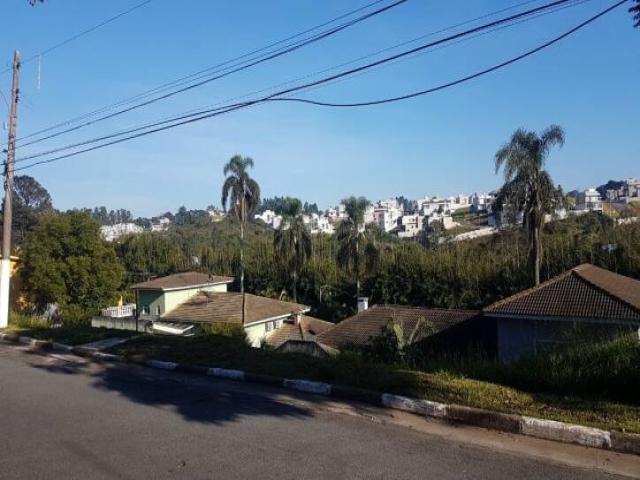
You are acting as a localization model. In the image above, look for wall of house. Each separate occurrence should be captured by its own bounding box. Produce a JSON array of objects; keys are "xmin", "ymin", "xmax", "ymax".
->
[
  {"xmin": 137, "ymin": 290, "xmax": 164, "ymax": 316},
  {"xmin": 496, "ymin": 317, "xmax": 639, "ymax": 363},
  {"xmin": 136, "ymin": 283, "xmax": 228, "ymax": 317},
  {"xmin": 244, "ymin": 318, "xmax": 285, "ymax": 347}
]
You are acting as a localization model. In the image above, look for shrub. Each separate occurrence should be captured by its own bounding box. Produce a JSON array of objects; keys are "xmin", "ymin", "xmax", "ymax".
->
[
  {"xmin": 200, "ymin": 323, "xmax": 248, "ymax": 344},
  {"xmin": 58, "ymin": 304, "xmax": 93, "ymax": 328},
  {"xmin": 8, "ymin": 311, "xmax": 49, "ymax": 330}
]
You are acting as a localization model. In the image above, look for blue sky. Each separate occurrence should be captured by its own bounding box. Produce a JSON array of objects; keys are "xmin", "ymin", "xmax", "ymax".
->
[{"xmin": 1, "ymin": 0, "xmax": 638, "ymax": 217}]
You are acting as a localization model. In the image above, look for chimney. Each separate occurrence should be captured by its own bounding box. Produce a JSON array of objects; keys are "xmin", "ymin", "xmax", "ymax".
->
[{"xmin": 357, "ymin": 297, "xmax": 369, "ymax": 313}]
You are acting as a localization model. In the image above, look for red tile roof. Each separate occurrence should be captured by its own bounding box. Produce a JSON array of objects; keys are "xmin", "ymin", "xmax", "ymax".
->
[
  {"xmin": 130, "ymin": 272, "xmax": 233, "ymax": 290},
  {"xmin": 162, "ymin": 291, "xmax": 308, "ymax": 325},
  {"xmin": 265, "ymin": 315, "xmax": 334, "ymax": 348},
  {"xmin": 316, "ymin": 305, "xmax": 479, "ymax": 350},
  {"xmin": 484, "ymin": 264, "xmax": 640, "ymax": 322}
]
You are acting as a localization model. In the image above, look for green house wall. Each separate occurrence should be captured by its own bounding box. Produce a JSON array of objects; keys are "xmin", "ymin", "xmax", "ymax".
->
[{"xmin": 136, "ymin": 283, "xmax": 228, "ymax": 317}]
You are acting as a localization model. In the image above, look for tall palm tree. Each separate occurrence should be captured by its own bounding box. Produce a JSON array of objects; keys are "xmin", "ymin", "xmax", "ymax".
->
[
  {"xmin": 336, "ymin": 196, "xmax": 379, "ymax": 298},
  {"xmin": 494, "ymin": 125, "xmax": 565, "ymax": 286},
  {"xmin": 221, "ymin": 155, "xmax": 260, "ymax": 319},
  {"xmin": 631, "ymin": 0, "xmax": 640, "ymax": 28},
  {"xmin": 273, "ymin": 198, "xmax": 312, "ymax": 303}
]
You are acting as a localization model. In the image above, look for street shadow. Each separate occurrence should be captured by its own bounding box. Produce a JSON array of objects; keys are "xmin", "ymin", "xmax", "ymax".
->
[{"xmin": 24, "ymin": 349, "xmax": 315, "ymax": 426}]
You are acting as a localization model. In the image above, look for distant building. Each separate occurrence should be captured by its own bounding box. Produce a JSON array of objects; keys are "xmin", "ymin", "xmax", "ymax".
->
[
  {"xmin": 471, "ymin": 192, "xmax": 494, "ymax": 213},
  {"xmin": 397, "ymin": 214, "xmax": 422, "ymax": 238},
  {"xmin": 151, "ymin": 217, "xmax": 171, "ymax": 232},
  {"xmin": 576, "ymin": 188, "xmax": 603, "ymax": 212},
  {"xmin": 255, "ymin": 210, "xmax": 283, "ymax": 229},
  {"xmin": 100, "ymin": 223, "xmax": 143, "ymax": 242}
]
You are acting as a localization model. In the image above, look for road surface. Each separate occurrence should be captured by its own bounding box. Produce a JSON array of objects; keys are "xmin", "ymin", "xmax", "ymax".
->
[{"xmin": 0, "ymin": 343, "xmax": 637, "ymax": 479}]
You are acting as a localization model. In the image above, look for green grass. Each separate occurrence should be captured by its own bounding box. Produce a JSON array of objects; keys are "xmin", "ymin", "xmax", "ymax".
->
[
  {"xmin": 5, "ymin": 311, "xmax": 136, "ymax": 345},
  {"xmin": 111, "ymin": 334, "xmax": 640, "ymax": 434}
]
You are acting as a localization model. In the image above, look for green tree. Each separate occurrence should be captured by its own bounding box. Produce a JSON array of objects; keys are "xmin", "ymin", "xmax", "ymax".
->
[
  {"xmin": 5, "ymin": 175, "xmax": 53, "ymax": 245},
  {"xmin": 21, "ymin": 211, "xmax": 124, "ymax": 310},
  {"xmin": 221, "ymin": 155, "xmax": 261, "ymax": 304},
  {"xmin": 494, "ymin": 125, "xmax": 565, "ymax": 285},
  {"xmin": 336, "ymin": 196, "xmax": 379, "ymax": 298},
  {"xmin": 273, "ymin": 198, "xmax": 312, "ymax": 302}
]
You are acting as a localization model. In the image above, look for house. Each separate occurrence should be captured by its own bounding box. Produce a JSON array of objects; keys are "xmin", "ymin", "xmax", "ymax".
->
[
  {"xmin": 483, "ymin": 264, "xmax": 640, "ymax": 363},
  {"xmin": 264, "ymin": 314, "xmax": 334, "ymax": 356},
  {"xmin": 161, "ymin": 291, "xmax": 310, "ymax": 347},
  {"xmin": 100, "ymin": 222, "xmax": 143, "ymax": 242},
  {"xmin": 151, "ymin": 217, "xmax": 171, "ymax": 232},
  {"xmin": 576, "ymin": 188, "xmax": 603, "ymax": 212},
  {"xmin": 130, "ymin": 272, "xmax": 234, "ymax": 317},
  {"xmin": 316, "ymin": 304, "xmax": 481, "ymax": 353}
]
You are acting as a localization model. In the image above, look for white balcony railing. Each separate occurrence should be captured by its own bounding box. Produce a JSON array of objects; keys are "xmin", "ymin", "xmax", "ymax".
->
[{"xmin": 101, "ymin": 304, "xmax": 136, "ymax": 318}]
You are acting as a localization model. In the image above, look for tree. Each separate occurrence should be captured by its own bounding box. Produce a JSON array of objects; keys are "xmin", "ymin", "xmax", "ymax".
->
[
  {"xmin": 273, "ymin": 198, "xmax": 312, "ymax": 302},
  {"xmin": 5, "ymin": 175, "xmax": 53, "ymax": 245},
  {"xmin": 336, "ymin": 196, "xmax": 379, "ymax": 298},
  {"xmin": 21, "ymin": 211, "xmax": 124, "ymax": 311},
  {"xmin": 221, "ymin": 155, "xmax": 261, "ymax": 307},
  {"xmin": 631, "ymin": 0, "xmax": 640, "ymax": 28},
  {"xmin": 494, "ymin": 125, "xmax": 565, "ymax": 285}
]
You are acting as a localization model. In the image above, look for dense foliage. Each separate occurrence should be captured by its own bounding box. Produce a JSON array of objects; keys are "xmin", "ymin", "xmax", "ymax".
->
[
  {"xmin": 21, "ymin": 211, "xmax": 124, "ymax": 311},
  {"xmin": 115, "ymin": 212, "xmax": 640, "ymax": 321}
]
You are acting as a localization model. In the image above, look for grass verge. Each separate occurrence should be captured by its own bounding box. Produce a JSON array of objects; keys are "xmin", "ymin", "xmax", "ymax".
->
[
  {"xmin": 111, "ymin": 334, "xmax": 640, "ymax": 434},
  {"xmin": 4, "ymin": 325, "xmax": 135, "ymax": 346}
]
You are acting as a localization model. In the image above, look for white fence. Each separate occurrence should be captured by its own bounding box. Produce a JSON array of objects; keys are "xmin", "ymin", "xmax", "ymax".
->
[{"xmin": 100, "ymin": 304, "xmax": 136, "ymax": 318}]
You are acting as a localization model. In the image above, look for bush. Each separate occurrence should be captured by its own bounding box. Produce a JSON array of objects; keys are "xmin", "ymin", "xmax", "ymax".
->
[
  {"xmin": 199, "ymin": 323, "xmax": 247, "ymax": 344},
  {"xmin": 8, "ymin": 311, "xmax": 49, "ymax": 330},
  {"xmin": 58, "ymin": 304, "xmax": 93, "ymax": 328}
]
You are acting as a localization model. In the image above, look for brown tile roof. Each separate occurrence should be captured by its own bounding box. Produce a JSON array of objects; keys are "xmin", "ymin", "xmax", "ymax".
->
[
  {"xmin": 316, "ymin": 306, "xmax": 479, "ymax": 350},
  {"xmin": 162, "ymin": 291, "xmax": 309, "ymax": 325},
  {"xmin": 130, "ymin": 272, "xmax": 233, "ymax": 290},
  {"xmin": 265, "ymin": 315, "xmax": 334, "ymax": 348},
  {"xmin": 484, "ymin": 264, "xmax": 640, "ymax": 322}
]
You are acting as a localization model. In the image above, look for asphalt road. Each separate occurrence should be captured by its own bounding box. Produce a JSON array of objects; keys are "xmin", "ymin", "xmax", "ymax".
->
[{"xmin": 0, "ymin": 344, "xmax": 636, "ymax": 480}]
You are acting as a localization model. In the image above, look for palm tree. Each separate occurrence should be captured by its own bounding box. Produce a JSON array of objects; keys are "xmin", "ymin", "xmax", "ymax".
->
[
  {"xmin": 631, "ymin": 0, "xmax": 640, "ymax": 28},
  {"xmin": 494, "ymin": 125, "xmax": 565, "ymax": 286},
  {"xmin": 221, "ymin": 155, "xmax": 261, "ymax": 319},
  {"xmin": 273, "ymin": 198, "xmax": 312, "ymax": 303},
  {"xmin": 336, "ymin": 196, "xmax": 379, "ymax": 298}
]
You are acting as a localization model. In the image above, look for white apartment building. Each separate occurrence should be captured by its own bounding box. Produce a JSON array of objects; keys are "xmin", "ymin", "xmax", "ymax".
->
[
  {"xmin": 151, "ymin": 217, "xmax": 171, "ymax": 232},
  {"xmin": 100, "ymin": 223, "xmax": 144, "ymax": 242},
  {"xmin": 397, "ymin": 214, "xmax": 422, "ymax": 238},
  {"xmin": 255, "ymin": 210, "xmax": 283, "ymax": 229},
  {"xmin": 374, "ymin": 206, "xmax": 402, "ymax": 232},
  {"xmin": 471, "ymin": 192, "xmax": 494, "ymax": 213},
  {"xmin": 576, "ymin": 188, "xmax": 603, "ymax": 212}
]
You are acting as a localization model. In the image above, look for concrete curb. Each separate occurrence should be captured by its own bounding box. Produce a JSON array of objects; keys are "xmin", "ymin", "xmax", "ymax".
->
[{"xmin": 0, "ymin": 332, "xmax": 637, "ymax": 456}]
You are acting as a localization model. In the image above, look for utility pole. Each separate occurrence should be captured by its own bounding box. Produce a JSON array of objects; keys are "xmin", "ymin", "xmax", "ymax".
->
[{"xmin": 0, "ymin": 50, "xmax": 20, "ymax": 329}]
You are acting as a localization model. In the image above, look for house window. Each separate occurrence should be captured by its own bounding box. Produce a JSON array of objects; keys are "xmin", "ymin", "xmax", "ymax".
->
[
  {"xmin": 156, "ymin": 305, "xmax": 161, "ymax": 316},
  {"xmin": 265, "ymin": 321, "xmax": 273, "ymax": 332},
  {"xmin": 142, "ymin": 305, "xmax": 150, "ymax": 315}
]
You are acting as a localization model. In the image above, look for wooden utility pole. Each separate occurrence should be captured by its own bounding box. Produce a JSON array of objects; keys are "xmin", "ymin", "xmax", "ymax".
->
[{"xmin": 0, "ymin": 50, "xmax": 20, "ymax": 329}]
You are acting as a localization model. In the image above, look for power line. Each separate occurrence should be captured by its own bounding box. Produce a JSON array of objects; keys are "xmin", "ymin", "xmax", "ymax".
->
[
  {"xmin": 0, "ymin": 89, "xmax": 9, "ymax": 111},
  {"xmin": 0, "ymin": 0, "xmax": 155, "ymax": 76},
  {"xmin": 13, "ymin": 0, "xmax": 406, "ymax": 147},
  {"xmin": 7, "ymin": 0, "xmax": 622, "ymax": 174},
  {"xmin": 8, "ymin": 0, "xmax": 584, "ymax": 168},
  {"xmin": 13, "ymin": 0, "xmax": 590, "ymax": 164}
]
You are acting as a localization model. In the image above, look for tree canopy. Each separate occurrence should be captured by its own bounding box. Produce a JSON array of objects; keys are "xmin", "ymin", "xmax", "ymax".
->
[{"xmin": 21, "ymin": 211, "xmax": 124, "ymax": 310}]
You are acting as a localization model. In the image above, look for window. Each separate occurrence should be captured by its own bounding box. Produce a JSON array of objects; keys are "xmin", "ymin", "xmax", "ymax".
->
[
  {"xmin": 156, "ymin": 305, "xmax": 161, "ymax": 316},
  {"xmin": 142, "ymin": 305, "xmax": 150, "ymax": 315},
  {"xmin": 265, "ymin": 322, "xmax": 273, "ymax": 332}
]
